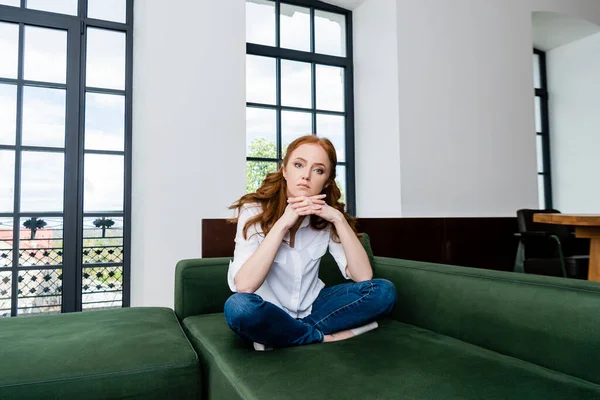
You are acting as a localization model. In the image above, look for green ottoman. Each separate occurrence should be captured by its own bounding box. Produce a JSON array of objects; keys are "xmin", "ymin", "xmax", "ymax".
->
[{"xmin": 0, "ymin": 307, "xmax": 200, "ymax": 399}]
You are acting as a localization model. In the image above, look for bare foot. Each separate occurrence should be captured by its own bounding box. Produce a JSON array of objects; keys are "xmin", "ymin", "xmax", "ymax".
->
[{"xmin": 322, "ymin": 329, "xmax": 355, "ymax": 343}]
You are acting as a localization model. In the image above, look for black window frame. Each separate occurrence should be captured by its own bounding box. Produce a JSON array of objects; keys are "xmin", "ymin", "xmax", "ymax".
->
[
  {"xmin": 0, "ymin": 0, "xmax": 133, "ymax": 316},
  {"xmin": 246, "ymin": 0, "xmax": 356, "ymax": 215},
  {"xmin": 534, "ymin": 48, "xmax": 553, "ymax": 209}
]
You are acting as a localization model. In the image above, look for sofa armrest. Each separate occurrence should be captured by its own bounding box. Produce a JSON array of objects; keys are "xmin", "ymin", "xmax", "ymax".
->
[
  {"xmin": 371, "ymin": 256, "xmax": 600, "ymax": 385},
  {"xmin": 174, "ymin": 258, "xmax": 232, "ymax": 320}
]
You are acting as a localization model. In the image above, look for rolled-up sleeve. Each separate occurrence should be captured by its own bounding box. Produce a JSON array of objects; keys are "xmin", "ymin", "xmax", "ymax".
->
[
  {"xmin": 227, "ymin": 205, "xmax": 262, "ymax": 292},
  {"xmin": 328, "ymin": 234, "xmax": 350, "ymax": 280}
]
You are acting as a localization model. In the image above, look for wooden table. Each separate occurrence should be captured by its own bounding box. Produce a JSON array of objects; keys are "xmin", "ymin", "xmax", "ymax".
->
[{"xmin": 533, "ymin": 214, "xmax": 600, "ymax": 281}]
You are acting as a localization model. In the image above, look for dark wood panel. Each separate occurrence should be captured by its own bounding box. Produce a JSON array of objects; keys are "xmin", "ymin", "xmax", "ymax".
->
[
  {"xmin": 202, "ymin": 219, "xmax": 236, "ymax": 258},
  {"xmin": 356, "ymin": 218, "xmax": 445, "ymax": 263},
  {"xmin": 443, "ymin": 218, "xmax": 518, "ymax": 272},
  {"xmin": 201, "ymin": 217, "xmax": 519, "ymax": 272}
]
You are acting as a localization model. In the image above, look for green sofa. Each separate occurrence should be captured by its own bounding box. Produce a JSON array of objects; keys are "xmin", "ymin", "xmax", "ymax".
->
[
  {"xmin": 176, "ymin": 252, "xmax": 600, "ymax": 399},
  {"xmin": 3, "ymin": 237, "xmax": 600, "ymax": 399}
]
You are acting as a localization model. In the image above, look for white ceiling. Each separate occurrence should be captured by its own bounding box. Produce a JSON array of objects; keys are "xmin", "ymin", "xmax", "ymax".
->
[
  {"xmin": 322, "ymin": 0, "xmax": 365, "ymax": 10},
  {"xmin": 532, "ymin": 11, "xmax": 600, "ymax": 51}
]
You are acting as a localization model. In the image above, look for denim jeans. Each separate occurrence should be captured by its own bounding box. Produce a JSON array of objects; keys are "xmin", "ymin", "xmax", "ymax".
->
[{"xmin": 224, "ymin": 278, "xmax": 397, "ymax": 348}]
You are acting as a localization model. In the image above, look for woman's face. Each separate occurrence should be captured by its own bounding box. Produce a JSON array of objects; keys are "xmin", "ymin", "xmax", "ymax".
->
[{"xmin": 283, "ymin": 143, "xmax": 331, "ymax": 198}]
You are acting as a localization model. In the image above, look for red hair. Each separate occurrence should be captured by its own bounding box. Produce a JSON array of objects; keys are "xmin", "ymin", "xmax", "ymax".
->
[{"xmin": 229, "ymin": 135, "xmax": 359, "ymax": 241}]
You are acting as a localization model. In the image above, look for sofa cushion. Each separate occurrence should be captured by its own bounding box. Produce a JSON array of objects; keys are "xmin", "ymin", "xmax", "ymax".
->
[
  {"xmin": 0, "ymin": 307, "xmax": 200, "ymax": 400},
  {"xmin": 183, "ymin": 313, "xmax": 600, "ymax": 400}
]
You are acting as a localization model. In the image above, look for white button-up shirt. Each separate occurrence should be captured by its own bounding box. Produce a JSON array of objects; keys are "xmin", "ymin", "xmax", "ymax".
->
[{"xmin": 228, "ymin": 203, "xmax": 350, "ymax": 318}]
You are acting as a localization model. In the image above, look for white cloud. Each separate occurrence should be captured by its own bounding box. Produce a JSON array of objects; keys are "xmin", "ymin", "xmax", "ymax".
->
[
  {"xmin": 0, "ymin": 22, "xmax": 18, "ymax": 79},
  {"xmin": 23, "ymin": 26, "xmax": 67, "ymax": 84},
  {"xmin": 0, "ymin": 151, "xmax": 15, "ymax": 212},
  {"xmin": 247, "ymin": 55, "xmax": 276, "ymax": 104},
  {"xmin": 26, "ymin": 0, "xmax": 77, "ymax": 16},
  {"xmin": 20, "ymin": 152, "xmax": 64, "ymax": 213},
  {"xmin": 316, "ymin": 65, "xmax": 344, "ymax": 112},
  {"xmin": 87, "ymin": 0, "xmax": 126, "ymax": 23},
  {"xmin": 280, "ymin": 4, "xmax": 310, "ymax": 51},
  {"xmin": 84, "ymin": 154, "xmax": 124, "ymax": 212},
  {"xmin": 0, "ymin": 84, "xmax": 17, "ymax": 145},
  {"xmin": 281, "ymin": 60, "xmax": 311, "ymax": 108},
  {"xmin": 22, "ymin": 86, "xmax": 66, "ymax": 147},
  {"xmin": 86, "ymin": 28, "xmax": 126, "ymax": 90}
]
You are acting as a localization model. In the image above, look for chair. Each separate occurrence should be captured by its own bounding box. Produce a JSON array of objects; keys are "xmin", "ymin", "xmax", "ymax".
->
[{"xmin": 514, "ymin": 209, "xmax": 589, "ymax": 279}]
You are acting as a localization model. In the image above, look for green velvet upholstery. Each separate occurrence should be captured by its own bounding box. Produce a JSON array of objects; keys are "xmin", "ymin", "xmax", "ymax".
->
[
  {"xmin": 0, "ymin": 307, "xmax": 200, "ymax": 400},
  {"xmin": 175, "ymin": 254, "xmax": 600, "ymax": 399},
  {"xmin": 183, "ymin": 314, "xmax": 600, "ymax": 400}
]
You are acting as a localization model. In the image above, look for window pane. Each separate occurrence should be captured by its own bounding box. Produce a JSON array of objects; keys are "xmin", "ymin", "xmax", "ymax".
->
[
  {"xmin": 246, "ymin": 107, "xmax": 276, "ymax": 158},
  {"xmin": 26, "ymin": 0, "xmax": 77, "ymax": 15},
  {"xmin": 535, "ymin": 96, "xmax": 542, "ymax": 133},
  {"xmin": 281, "ymin": 110, "xmax": 311, "ymax": 157},
  {"xmin": 0, "ymin": 217, "xmax": 13, "ymax": 269},
  {"xmin": 24, "ymin": 26, "xmax": 67, "ymax": 84},
  {"xmin": 22, "ymin": 86, "xmax": 66, "ymax": 148},
  {"xmin": 280, "ymin": 4, "xmax": 310, "ymax": 52},
  {"xmin": 533, "ymin": 53, "xmax": 541, "ymax": 89},
  {"xmin": 538, "ymin": 175, "xmax": 546, "ymax": 209},
  {"xmin": 246, "ymin": 161, "xmax": 277, "ymax": 193},
  {"xmin": 0, "ymin": 269, "xmax": 10, "ymax": 318},
  {"xmin": 0, "ymin": 83, "xmax": 17, "ymax": 145},
  {"xmin": 84, "ymin": 154, "xmax": 124, "ymax": 212},
  {"xmin": 246, "ymin": 0, "xmax": 275, "ymax": 46},
  {"xmin": 86, "ymin": 28, "xmax": 126, "ymax": 90},
  {"xmin": 281, "ymin": 60, "xmax": 311, "ymax": 108},
  {"xmin": 335, "ymin": 165, "xmax": 346, "ymax": 206},
  {"xmin": 83, "ymin": 216, "xmax": 123, "ymax": 264},
  {"xmin": 247, "ymin": 55, "xmax": 276, "ymax": 105},
  {"xmin": 82, "ymin": 266, "xmax": 123, "ymax": 310},
  {"xmin": 0, "ymin": 151, "xmax": 15, "ymax": 212},
  {"xmin": 536, "ymin": 135, "xmax": 544, "ymax": 173},
  {"xmin": 17, "ymin": 268, "xmax": 62, "ymax": 315},
  {"xmin": 316, "ymin": 65, "xmax": 344, "ymax": 112},
  {"xmin": 0, "ymin": 0, "xmax": 20, "ymax": 6},
  {"xmin": 21, "ymin": 152, "xmax": 64, "ymax": 212},
  {"xmin": 88, "ymin": 0, "xmax": 126, "ymax": 23},
  {"xmin": 317, "ymin": 114, "xmax": 345, "ymax": 162},
  {"xmin": 19, "ymin": 216, "xmax": 63, "ymax": 265},
  {"xmin": 85, "ymin": 92, "xmax": 125, "ymax": 151},
  {"xmin": 315, "ymin": 10, "xmax": 346, "ymax": 57},
  {"xmin": 0, "ymin": 22, "xmax": 18, "ymax": 79}
]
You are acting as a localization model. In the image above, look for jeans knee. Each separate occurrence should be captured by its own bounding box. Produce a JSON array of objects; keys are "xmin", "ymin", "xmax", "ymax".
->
[
  {"xmin": 224, "ymin": 292, "xmax": 261, "ymax": 328},
  {"xmin": 372, "ymin": 278, "xmax": 397, "ymax": 313}
]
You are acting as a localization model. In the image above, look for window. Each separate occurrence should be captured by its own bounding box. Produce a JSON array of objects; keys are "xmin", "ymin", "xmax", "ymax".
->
[
  {"xmin": 0, "ymin": 0, "xmax": 132, "ymax": 317},
  {"xmin": 245, "ymin": 0, "xmax": 355, "ymax": 213},
  {"xmin": 533, "ymin": 49, "xmax": 552, "ymax": 209}
]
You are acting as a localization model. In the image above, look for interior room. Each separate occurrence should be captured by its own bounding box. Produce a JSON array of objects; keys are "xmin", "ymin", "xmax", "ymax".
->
[{"xmin": 0, "ymin": 0, "xmax": 599, "ymax": 398}]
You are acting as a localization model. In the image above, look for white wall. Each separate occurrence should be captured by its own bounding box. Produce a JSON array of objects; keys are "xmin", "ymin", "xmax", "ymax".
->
[
  {"xmin": 546, "ymin": 32, "xmax": 600, "ymax": 213},
  {"xmin": 131, "ymin": 0, "xmax": 246, "ymax": 307},
  {"xmin": 353, "ymin": 0, "xmax": 402, "ymax": 217},
  {"xmin": 353, "ymin": 0, "xmax": 600, "ymax": 217}
]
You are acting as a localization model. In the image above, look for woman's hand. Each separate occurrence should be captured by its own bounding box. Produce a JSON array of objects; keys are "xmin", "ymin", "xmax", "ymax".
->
[{"xmin": 287, "ymin": 194, "xmax": 342, "ymax": 224}]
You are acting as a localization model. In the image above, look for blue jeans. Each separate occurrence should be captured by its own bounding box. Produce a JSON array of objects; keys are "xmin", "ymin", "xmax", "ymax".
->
[{"xmin": 224, "ymin": 279, "xmax": 397, "ymax": 348}]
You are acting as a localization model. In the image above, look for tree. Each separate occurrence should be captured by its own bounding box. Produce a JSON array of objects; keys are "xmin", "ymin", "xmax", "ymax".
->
[
  {"xmin": 23, "ymin": 218, "xmax": 47, "ymax": 239},
  {"xmin": 246, "ymin": 137, "xmax": 277, "ymax": 193},
  {"xmin": 246, "ymin": 137, "xmax": 345, "ymax": 203},
  {"xmin": 93, "ymin": 217, "xmax": 115, "ymax": 238}
]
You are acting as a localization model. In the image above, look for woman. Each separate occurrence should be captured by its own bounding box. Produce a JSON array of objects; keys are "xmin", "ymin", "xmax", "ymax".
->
[{"xmin": 225, "ymin": 135, "xmax": 396, "ymax": 351}]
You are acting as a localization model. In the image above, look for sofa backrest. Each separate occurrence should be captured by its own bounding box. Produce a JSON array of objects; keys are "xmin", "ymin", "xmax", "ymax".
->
[
  {"xmin": 174, "ymin": 234, "xmax": 375, "ymax": 320},
  {"xmin": 374, "ymin": 257, "xmax": 600, "ymax": 385}
]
